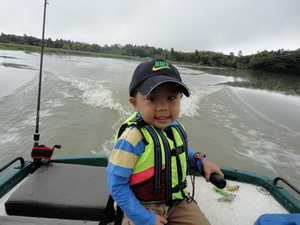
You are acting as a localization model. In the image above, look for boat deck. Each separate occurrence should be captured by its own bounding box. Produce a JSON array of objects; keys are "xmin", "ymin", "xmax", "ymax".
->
[
  {"xmin": 0, "ymin": 161, "xmax": 293, "ymax": 225},
  {"xmin": 191, "ymin": 176, "xmax": 288, "ymax": 225}
]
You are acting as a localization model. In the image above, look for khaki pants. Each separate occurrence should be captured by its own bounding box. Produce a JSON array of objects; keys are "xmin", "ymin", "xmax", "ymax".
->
[{"xmin": 122, "ymin": 198, "xmax": 211, "ymax": 225}]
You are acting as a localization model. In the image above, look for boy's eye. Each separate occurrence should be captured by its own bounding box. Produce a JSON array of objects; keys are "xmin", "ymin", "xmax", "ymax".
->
[
  {"xmin": 168, "ymin": 96, "xmax": 176, "ymax": 100},
  {"xmin": 146, "ymin": 97, "xmax": 156, "ymax": 102}
]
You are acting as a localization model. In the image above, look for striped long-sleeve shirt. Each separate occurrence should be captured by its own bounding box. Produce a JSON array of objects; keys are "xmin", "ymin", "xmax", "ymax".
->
[{"xmin": 107, "ymin": 122, "xmax": 204, "ymax": 225}]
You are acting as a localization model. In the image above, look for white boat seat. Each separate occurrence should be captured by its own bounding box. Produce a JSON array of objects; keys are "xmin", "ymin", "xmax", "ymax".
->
[{"xmin": 5, "ymin": 163, "xmax": 109, "ymax": 221}]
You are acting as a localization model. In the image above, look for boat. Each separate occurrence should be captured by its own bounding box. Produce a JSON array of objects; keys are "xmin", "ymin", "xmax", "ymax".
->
[
  {"xmin": 0, "ymin": 154, "xmax": 300, "ymax": 225},
  {"xmin": 1, "ymin": 1, "xmax": 300, "ymax": 225}
]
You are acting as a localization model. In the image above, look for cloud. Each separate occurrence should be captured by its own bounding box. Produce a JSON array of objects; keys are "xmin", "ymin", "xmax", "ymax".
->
[{"xmin": 1, "ymin": 0, "xmax": 299, "ymax": 55}]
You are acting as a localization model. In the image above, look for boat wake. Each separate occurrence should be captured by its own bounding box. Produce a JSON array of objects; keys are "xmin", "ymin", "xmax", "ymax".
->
[{"xmin": 55, "ymin": 73, "xmax": 128, "ymax": 115}]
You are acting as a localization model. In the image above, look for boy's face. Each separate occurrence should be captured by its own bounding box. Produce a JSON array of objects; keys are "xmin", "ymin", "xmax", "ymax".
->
[{"xmin": 129, "ymin": 82, "xmax": 183, "ymax": 130}]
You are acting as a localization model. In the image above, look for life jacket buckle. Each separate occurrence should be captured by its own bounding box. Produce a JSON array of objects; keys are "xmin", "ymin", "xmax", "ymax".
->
[
  {"xmin": 171, "ymin": 180, "xmax": 187, "ymax": 193},
  {"xmin": 170, "ymin": 146, "xmax": 185, "ymax": 156},
  {"xmin": 154, "ymin": 185, "xmax": 162, "ymax": 193}
]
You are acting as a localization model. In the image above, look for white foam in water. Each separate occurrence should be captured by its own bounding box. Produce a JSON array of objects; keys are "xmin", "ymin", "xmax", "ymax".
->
[
  {"xmin": 20, "ymin": 110, "xmax": 52, "ymax": 128},
  {"xmin": 21, "ymin": 115, "xmax": 36, "ymax": 127},
  {"xmin": 210, "ymin": 88, "xmax": 300, "ymax": 182},
  {"xmin": 56, "ymin": 74, "xmax": 126, "ymax": 114},
  {"xmin": 231, "ymin": 87, "xmax": 300, "ymax": 134},
  {"xmin": 181, "ymin": 85, "xmax": 225, "ymax": 117},
  {"xmin": 45, "ymin": 99, "xmax": 63, "ymax": 108},
  {"xmin": 102, "ymin": 138, "xmax": 116, "ymax": 156},
  {"xmin": 0, "ymin": 132, "xmax": 19, "ymax": 145}
]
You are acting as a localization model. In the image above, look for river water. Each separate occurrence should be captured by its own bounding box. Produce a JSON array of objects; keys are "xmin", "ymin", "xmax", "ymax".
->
[{"xmin": 0, "ymin": 50, "xmax": 299, "ymax": 191}]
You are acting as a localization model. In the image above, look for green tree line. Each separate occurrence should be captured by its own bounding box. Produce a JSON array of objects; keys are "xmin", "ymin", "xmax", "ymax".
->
[{"xmin": 1, "ymin": 33, "xmax": 299, "ymax": 74}]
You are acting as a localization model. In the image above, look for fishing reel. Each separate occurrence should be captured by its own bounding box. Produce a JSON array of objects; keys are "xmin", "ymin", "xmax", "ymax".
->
[{"xmin": 31, "ymin": 144, "xmax": 61, "ymax": 169}]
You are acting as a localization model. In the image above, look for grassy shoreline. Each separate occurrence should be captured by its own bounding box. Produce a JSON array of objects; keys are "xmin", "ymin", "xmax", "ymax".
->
[
  {"xmin": 0, "ymin": 43, "xmax": 144, "ymax": 61},
  {"xmin": 0, "ymin": 43, "xmax": 199, "ymax": 67}
]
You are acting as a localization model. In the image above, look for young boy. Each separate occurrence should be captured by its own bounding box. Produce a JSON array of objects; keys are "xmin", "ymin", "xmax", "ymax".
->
[{"xmin": 107, "ymin": 58, "xmax": 224, "ymax": 225}]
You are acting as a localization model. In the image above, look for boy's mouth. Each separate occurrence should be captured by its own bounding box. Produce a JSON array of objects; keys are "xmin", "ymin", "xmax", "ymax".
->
[{"xmin": 154, "ymin": 116, "xmax": 170, "ymax": 121}]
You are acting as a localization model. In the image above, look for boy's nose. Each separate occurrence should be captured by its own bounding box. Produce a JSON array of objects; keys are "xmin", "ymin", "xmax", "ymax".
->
[
  {"xmin": 157, "ymin": 100, "xmax": 169, "ymax": 111},
  {"xmin": 157, "ymin": 106, "xmax": 168, "ymax": 111}
]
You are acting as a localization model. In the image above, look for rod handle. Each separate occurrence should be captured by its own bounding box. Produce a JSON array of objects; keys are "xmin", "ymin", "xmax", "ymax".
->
[{"xmin": 209, "ymin": 172, "xmax": 227, "ymax": 189}]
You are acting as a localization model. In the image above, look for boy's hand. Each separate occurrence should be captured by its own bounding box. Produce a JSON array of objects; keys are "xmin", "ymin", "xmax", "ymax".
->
[
  {"xmin": 202, "ymin": 158, "xmax": 224, "ymax": 182},
  {"xmin": 155, "ymin": 215, "xmax": 167, "ymax": 225}
]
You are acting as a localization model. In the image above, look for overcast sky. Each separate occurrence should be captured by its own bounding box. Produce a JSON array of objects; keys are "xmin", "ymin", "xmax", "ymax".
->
[{"xmin": 1, "ymin": 0, "xmax": 300, "ymax": 55}]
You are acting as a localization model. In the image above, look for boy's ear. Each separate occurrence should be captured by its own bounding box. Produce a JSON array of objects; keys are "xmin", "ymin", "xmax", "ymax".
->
[{"xmin": 129, "ymin": 97, "xmax": 138, "ymax": 111}]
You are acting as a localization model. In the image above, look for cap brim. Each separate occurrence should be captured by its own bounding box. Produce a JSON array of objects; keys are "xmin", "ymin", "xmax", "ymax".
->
[{"xmin": 137, "ymin": 75, "xmax": 190, "ymax": 97}]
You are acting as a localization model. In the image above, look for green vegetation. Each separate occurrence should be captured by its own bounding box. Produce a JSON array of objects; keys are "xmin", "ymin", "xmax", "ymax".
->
[
  {"xmin": 0, "ymin": 43, "xmax": 139, "ymax": 61},
  {"xmin": 1, "ymin": 33, "xmax": 299, "ymax": 74}
]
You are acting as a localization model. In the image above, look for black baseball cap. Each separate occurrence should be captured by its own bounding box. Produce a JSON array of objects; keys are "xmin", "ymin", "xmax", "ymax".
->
[{"xmin": 129, "ymin": 58, "xmax": 190, "ymax": 97}]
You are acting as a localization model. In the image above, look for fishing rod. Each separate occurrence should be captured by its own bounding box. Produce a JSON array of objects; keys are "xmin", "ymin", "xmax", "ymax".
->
[
  {"xmin": 32, "ymin": 0, "xmax": 60, "ymax": 167},
  {"xmin": 33, "ymin": 0, "xmax": 48, "ymax": 147}
]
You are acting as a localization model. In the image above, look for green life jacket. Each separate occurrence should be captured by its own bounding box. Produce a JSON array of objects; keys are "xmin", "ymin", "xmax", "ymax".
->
[{"xmin": 116, "ymin": 112, "xmax": 189, "ymax": 204}]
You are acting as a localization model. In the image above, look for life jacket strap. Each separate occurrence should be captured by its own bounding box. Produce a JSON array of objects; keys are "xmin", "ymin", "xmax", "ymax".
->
[
  {"xmin": 144, "ymin": 125, "xmax": 163, "ymax": 194},
  {"xmin": 171, "ymin": 180, "xmax": 187, "ymax": 193},
  {"xmin": 130, "ymin": 114, "xmax": 164, "ymax": 194},
  {"xmin": 170, "ymin": 146, "xmax": 185, "ymax": 156},
  {"xmin": 130, "ymin": 115, "xmax": 148, "ymax": 128}
]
